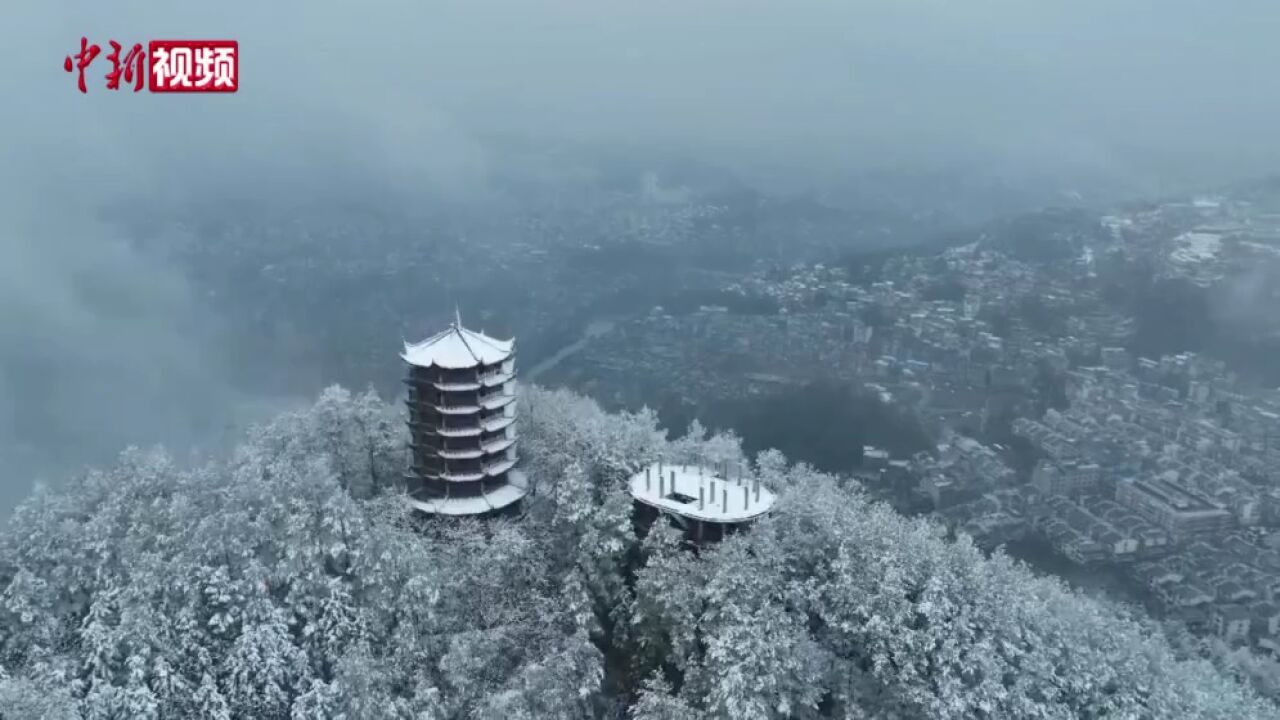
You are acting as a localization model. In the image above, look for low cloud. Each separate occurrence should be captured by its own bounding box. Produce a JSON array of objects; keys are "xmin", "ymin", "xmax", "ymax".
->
[{"xmin": 1, "ymin": 0, "xmax": 1279, "ymax": 511}]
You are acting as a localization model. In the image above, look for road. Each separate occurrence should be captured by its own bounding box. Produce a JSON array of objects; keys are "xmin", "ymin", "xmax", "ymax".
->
[{"xmin": 525, "ymin": 319, "xmax": 616, "ymax": 381}]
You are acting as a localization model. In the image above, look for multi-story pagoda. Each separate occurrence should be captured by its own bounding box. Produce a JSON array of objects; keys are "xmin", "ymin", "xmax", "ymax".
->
[{"xmin": 402, "ymin": 313, "xmax": 526, "ymax": 517}]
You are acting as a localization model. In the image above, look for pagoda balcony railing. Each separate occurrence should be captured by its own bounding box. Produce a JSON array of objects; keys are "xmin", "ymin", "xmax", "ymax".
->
[
  {"xmin": 417, "ymin": 433, "xmax": 512, "ymax": 454},
  {"xmin": 477, "ymin": 403, "xmax": 516, "ymax": 423},
  {"xmin": 406, "ymin": 397, "xmax": 479, "ymax": 413},
  {"xmin": 408, "ymin": 399, "xmax": 481, "ymax": 416},
  {"xmin": 410, "ymin": 462, "xmax": 483, "ymax": 482},
  {"xmin": 435, "ymin": 469, "xmax": 486, "ymax": 482},
  {"xmin": 433, "ymin": 402, "xmax": 482, "ymax": 415},
  {"xmin": 416, "ymin": 435, "xmax": 480, "ymax": 449},
  {"xmin": 480, "ymin": 426, "xmax": 513, "ymax": 444},
  {"xmin": 423, "ymin": 430, "xmax": 512, "ymax": 451},
  {"xmin": 433, "ymin": 380, "xmax": 482, "ymax": 392},
  {"xmin": 478, "ymin": 389, "xmax": 512, "ymax": 407},
  {"xmin": 409, "ymin": 415, "xmax": 483, "ymax": 431},
  {"xmin": 483, "ymin": 455, "xmax": 518, "ymax": 476},
  {"xmin": 410, "ymin": 456, "xmax": 517, "ymax": 482},
  {"xmin": 412, "ymin": 475, "xmax": 507, "ymax": 500},
  {"xmin": 405, "ymin": 377, "xmax": 480, "ymax": 392},
  {"xmin": 480, "ymin": 394, "xmax": 516, "ymax": 411},
  {"xmin": 480, "ymin": 415, "xmax": 515, "ymax": 433},
  {"xmin": 481, "ymin": 420, "xmax": 509, "ymax": 438},
  {"xmin": 479, "ymin": 366, "xmax": 515, "ymax": 385},
  {"xmin": 407, "ymin": 367, "xmax": 482, "ymax": 382},
  {"xmin": 481, "ymin": 434, "xmax": 517, "ymax": 454},
  {"xmin": 437, "ymin": 424, "xmax": 482, "ymax": 438}
]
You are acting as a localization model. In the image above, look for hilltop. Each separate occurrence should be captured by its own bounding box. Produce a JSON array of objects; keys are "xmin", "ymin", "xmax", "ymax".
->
[{"xmin": 0, "ymin": 385, "xmax": 1271, "ymax": 719}]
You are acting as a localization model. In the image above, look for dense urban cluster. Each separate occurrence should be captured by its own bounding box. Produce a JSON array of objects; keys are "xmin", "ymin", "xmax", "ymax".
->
[{"xmin": 540, "ymin": 185, "xmax": 1280, "ymax": 685}]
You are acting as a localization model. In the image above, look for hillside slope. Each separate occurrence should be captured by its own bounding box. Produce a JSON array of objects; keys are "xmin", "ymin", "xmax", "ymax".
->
[{"xmin": 0, "ymin": 385, "xmax": 1271, "ymax": 719}]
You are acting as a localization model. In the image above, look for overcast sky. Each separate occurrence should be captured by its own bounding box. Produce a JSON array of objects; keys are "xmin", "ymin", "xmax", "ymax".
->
[
  {"xmin": 1, "ymin": 0, "xmax": 1278, "ymax": 512},
  {"xmin": 8, "ymin": 1, "xmax": 1280, "ymax": 196}
]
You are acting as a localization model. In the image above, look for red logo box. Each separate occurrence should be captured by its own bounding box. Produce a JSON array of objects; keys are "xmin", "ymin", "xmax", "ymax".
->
[{"xmin": 149, "ymin": 40, "xmax": 238, "ymax": 92}]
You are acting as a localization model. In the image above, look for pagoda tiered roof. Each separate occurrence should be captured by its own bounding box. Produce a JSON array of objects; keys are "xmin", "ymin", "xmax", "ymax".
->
[
  {"xmin": 407, "ymin": 471, "xmax": 529, "ymax": 516},
  {"xmin": 402, "ymin": 316, "xmax": 514, "ymax": 370}
]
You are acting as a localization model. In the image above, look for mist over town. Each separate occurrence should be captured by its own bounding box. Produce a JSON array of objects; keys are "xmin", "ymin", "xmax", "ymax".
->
[{"xmin": 2, "ymin": 2, "xmax": 1280, "ymax": 717}]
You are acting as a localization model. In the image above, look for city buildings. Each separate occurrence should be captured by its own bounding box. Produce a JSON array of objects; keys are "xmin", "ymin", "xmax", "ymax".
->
[
  {"xmin": 1117, "ymin": 477, "xmax": 1235, "ymax": 542},
  {"xmin": 527, "ymin": 185, "xmax": 1280, "ymax": 653}
]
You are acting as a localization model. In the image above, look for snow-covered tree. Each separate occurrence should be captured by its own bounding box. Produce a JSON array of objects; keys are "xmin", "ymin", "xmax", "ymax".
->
[
  {"xmin": 629, "ymin": 674, "xmax": 701, "ymax": 720},
  {"xmin": 0, "ymin": 668, "xmax": 81, "ymax": 720},
  {"xmin": 0, "ymin": 383, "xmax": 1272, "ymax": 719}
]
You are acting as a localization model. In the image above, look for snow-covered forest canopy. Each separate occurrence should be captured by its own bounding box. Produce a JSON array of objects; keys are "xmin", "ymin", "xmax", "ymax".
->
[{"xmin": 0, "ymin": 385, "xmax": 1274, "ymax": 719}]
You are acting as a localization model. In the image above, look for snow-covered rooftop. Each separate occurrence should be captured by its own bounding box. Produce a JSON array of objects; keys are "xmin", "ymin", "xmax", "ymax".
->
[
  {"xmin": 1169, "ymin": 232, "xmax": 1223, "ymax": 265},
  {"xmin": 406, "ymin": 471, "xmax": 528, "ymax": 516},
  {"xmin": 628, "ymin": 463, "xmax": 776, "ymax": 523},
  {"xmin": 403, "ymin": 316, "xmax": 514, "ymax": 369}
]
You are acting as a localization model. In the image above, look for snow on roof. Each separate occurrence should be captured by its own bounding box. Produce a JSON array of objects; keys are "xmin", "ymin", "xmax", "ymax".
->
[
  {"xmin": 1169, "ymin": 232, "xmax": 1222, "ymax": 265},
  {"xmin": 629, "ymin": 463, "xmax": 776, "ymax": 523},
  {"xmin": 403, "ymin": 317, "xmax": 514, "ymax": 369},
  {"xmin": 406, "ymin": 471, "xmax": 528, "ymax": 516}
]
